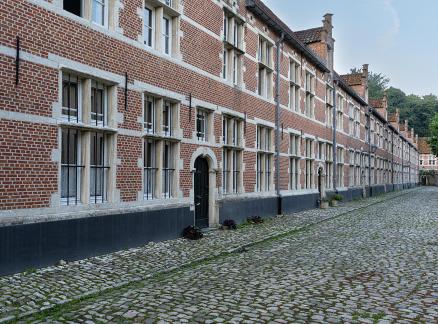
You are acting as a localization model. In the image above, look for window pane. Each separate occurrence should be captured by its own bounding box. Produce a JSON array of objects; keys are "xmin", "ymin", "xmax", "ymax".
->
[
  {"xmin": 144, "ymin": 8, "xmax": 153, "ymax": 47},
  {"xmin": 92, "ymin": 0, "xmax": 105, "ymax": 25}
]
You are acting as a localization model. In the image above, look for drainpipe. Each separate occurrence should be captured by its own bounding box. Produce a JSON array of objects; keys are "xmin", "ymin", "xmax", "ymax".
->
[
  {"xmin": 401, "ymin": 140, "xmax": 404, "ymax": 188},
  {"xmin": 408, "ymin": 145, "xmax": 411, "ymax": 185},
  {"xmin": 367, "ymin": 107, "xmax": 372, "ymax": 195},
  {"xmin": 391, "ymin": 130, "xmax": 394, "ymax": 187},
  {"xmin": 275, "ymin": 32, "xmax": 284, "ymax": 215},
  {"xmin": 332, "ymin": 80, "xmax": 337, "ymax": 191}
]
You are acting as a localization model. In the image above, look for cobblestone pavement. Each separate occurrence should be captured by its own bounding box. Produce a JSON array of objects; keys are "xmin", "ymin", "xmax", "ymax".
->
[{"xmin": 1, "ymin": 187, "xmax": 437, "ymax": 323}]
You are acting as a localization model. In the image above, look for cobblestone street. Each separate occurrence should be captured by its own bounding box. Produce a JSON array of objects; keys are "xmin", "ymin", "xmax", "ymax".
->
[{"xmin": 1, "ymin": 187, "xmax": 438, "ymax": 323}]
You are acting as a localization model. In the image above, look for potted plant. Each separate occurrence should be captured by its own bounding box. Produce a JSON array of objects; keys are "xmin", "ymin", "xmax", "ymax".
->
[
  {"xmin": 330, "ymin": 194, "xmax": 343, "ymax": 207},
  {"xmin": 221, "ymin": 219, "xmax": 237, "ymax": 230},
  {"xmin": 182, "ymin": 225, "xmax": 203, "ymax": 240},
  {"xmin": 319, "ymin": 198, "xmax": 330, "ymax": 209},
  {"xmin": 247, "ymin": 216, "xmax": 264, "ymax": 224}
]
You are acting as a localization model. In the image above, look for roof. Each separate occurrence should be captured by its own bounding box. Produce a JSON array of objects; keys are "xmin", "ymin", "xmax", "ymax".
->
[
  {"xmin": 294, "ymin": 27, "xmax": 322, "ymax": 44},
  {"xmin": 245, "ymin": 0, "xmax": 330, "ymax": 73},
  {"xmin": 333, "ymin": 72, "xmax": 367, "ymax": 106},
  {"xmin": 340, "ymin": 73, "xmax": 362, "ymax": 86},
  {"xmin": 369, "ymin": 98, "xmax": 385, "ymax": 109},
  {"xmin": 418, "ymin": 138, "xmax": 431, "ymax": 154},
  {"xmin": 387, "ymin": 112, "xmax": 397, "ymax": 123}
]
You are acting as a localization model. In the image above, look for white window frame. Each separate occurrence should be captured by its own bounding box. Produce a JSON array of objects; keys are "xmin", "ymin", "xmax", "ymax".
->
[
  {"xmin": 91, "ymin": 0, "xmax": 109, "ymax": 27},
  {"xmin": 162, "ymin": 14, "xmax": 172, "ymax": 55}
]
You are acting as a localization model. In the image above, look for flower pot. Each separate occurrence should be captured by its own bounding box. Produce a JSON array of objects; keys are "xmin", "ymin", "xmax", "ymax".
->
[
  {"xmin": 330, "ymin": 200, "xmax": 338, "ymax": 207},
  {"xmin": 221, "ymin": 225, "xmax": 230, "ymax": 230},
  {"xmin": 320, "ymin": 201, "xmax": 329, "ymax": 209}
]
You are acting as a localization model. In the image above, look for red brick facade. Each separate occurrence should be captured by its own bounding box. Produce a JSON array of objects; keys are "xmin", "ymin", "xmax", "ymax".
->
[{"xmin": 0, "ymin": 0, "xmax": 419, "ymax": 225}]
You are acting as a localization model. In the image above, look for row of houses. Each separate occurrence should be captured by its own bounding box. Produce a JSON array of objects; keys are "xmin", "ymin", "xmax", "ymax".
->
[{"xmin": 0, "ymin": 0, "xmax": 419, "ymax": 273}]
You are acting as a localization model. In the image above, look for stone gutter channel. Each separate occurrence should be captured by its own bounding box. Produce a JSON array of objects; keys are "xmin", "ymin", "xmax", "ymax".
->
[{"xmin": 0, "ymin": 189, "xmax": 416, "ymax": 323}]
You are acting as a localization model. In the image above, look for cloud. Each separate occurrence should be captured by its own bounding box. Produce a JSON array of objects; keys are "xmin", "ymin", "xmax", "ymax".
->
[{"xmin": 379, "ymin": 0, "xmax": 401, "ymax": 47}]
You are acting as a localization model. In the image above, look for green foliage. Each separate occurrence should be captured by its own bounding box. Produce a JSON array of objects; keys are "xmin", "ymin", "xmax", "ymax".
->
[
  {"xmin": 428, "ymin": 113, "xmax": 438, "ymax": 156},
  {"xmin": 350, "ymin": 68, "xmax": 389, "ymax": 99},
  {"xmin": 368, "ymin": 72, "xmax": 390, "ymax": 99}
]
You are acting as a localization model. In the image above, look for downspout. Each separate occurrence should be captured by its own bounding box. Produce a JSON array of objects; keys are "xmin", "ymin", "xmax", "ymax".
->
[
  {"xmin": 367, "ymin": 107, "xmax": 372, "ymax": 195},
  {"xmin": 275, "ymin": 32, "xmax": 284, "ymax": 215},
  {"xmin": 401, "ymin": 140, "xmax": 404, "ymax": 188},
  {"xmin": 332, "ymin": 80, "xmax": 337, "ymax": 191},
  {"xmin": 391, "ymin": 130, "xmax": 394, "ymax": 187},
  {"xmin": 408, "ymin": 145, "xmax": 411, "ymax": 185}
]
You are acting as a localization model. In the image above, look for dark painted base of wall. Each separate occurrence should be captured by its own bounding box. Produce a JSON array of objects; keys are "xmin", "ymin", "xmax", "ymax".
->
[
  {"xmin": 0, "ymin": 207, "xmax": 193, "ymax": 276},
  {"xmin": 219, "ymin": 196, "xmax": 278, "ymax": 224},
  {"xmin": 1, "ymin": 183, "xmax": 418, "ymax": 276}
]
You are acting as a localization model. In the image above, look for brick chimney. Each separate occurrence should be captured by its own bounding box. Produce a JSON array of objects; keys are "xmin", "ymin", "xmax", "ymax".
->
[
  {"xmin": 322, "ymin": 13, "xmax": 334, "ymax": 71},
  {"xmin": 362, "ymin": 64, "xmax": 369, "ymax": 102}
]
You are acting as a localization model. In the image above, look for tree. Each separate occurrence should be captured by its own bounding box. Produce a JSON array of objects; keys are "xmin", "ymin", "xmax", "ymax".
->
[
  {"xmin": 368, "ymin": 72, "xmax": 390, "ymax": 99},
  {"xmin": 428, "ymin": 113, "xmax": 438, "ymax": 156},
  {"xmin": 386, "ymin": 87, "xmax": 406, "ymax": 110}
]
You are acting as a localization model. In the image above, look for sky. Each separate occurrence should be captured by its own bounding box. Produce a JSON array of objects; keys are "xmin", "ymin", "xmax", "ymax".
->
[{"xmin": 262, "ymin": 0, "xmax": 438, "ymax": 96}]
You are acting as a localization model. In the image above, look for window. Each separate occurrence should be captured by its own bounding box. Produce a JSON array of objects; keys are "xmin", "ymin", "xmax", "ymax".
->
[
  {"xmin": 223, "ymin": 11, "xmax": 244, "ymax": 85},
  {"xmin": 305, "ymin": 72, "xmax": 315, "ymax": 118},
  {"xmin": 348, "ymin": 103, "xmax": 354, "ymax": 136},
  {"xmin": 60, "ymin": 72, "xmax": 116, "ymax": 206},
  {"xmin": 144, "ymin": 96, "xmax": 155, "ymax": 133},
  {"xmin": 62, "ymin": 73, "xmax": 80, "ymax": 122},
  {"xmin": 354, "ymin": 107, "xmax": 360, "ymax": 138},
  {"xmin": 326, "ymin": 86, "xmax": 334, "ymax": 127},
  {"xmin": 92, "ymin": 0, "xmax": 107, "ymax": 26},
  {"xmin": 196, "ymin": 109, "xmax": 208, "ymax": 141},
  {"xmin": 337, "ymin": 95, "xmax": 344, "ymax": 131},
  {"xmin": 256, "ymin": 125, "xmax": 273, "ymax": 191},
  {"xmin": 290, "ymin": 134, "xmax": 300, "ymax": 190},
  {"xmin": 91, "ymin": 81, "xmax": 106, "ymax": 126},
  {"xmin": 142, "ymin": 94, "xmax": 180, "ymax": 200},
  {"xmin": 349, "ymin": 150, "xmax": 355, "ymax": 186},
  {"xmin": 318, "ymin": 142, "xmax": 325, "ymax": 160},
  {"xmin": 304, "ymin": 139, "xmax": 314, "ymax": 189},
  {"xmin": 64, "ymin": 0, "xmax": 82, "ymax": 17},
  {"xmin": 289, "ymin": 61, "xmax": 300, "ymax": 112},
  {"xmin": 144, "ymin": 138, "xmax": 156, "ymax": 199},
  {"xmin": 162, "ymin": 15, "xmax": 171, "ymax": 55},
  {"xmin": 222, "ymin": 115, "xmax": 243, "ymax": 194},
  {"xmin": 144, "ymin": 7, "xmax": 154, "ymax": 47},
  {"xmin": 90, "ymin": 132, "xmax": 109, "ymax": 204},
  {"xmin": 337, "ymin": 147, "xmax": 344, "ymax": 187},
  {"xmin": 258, "ymin": 37, "xmax": 273, "ymax": 98},
  {"xmin": 64, "ymin": 0, "xmax": 110, "ymax": 28},
  {"xmin": 61, "ymin": 128, "xmax": 83, "ymax": 205},
  {"xmin": 223, "ymin": 149, "xmax": 241, "ymax": 194},
  {"xmin": 162, "ymin": 101, "xmax": 172, "ymax": 136},
  {"xmin": 326, "ymin": 143, "xmax": 333, "ymax": 189},
  {"xmin": 162, "ymin": 141, "xmax": 174, "ymax": 198}
]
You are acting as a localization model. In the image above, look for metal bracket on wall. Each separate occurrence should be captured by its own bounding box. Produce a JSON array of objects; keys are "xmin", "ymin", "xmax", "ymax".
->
[
  {"xmin": 15, "ymin": 36, "xmax": 20, "ymax": 86},
  {"xmin": 244, "ymin": 111, "xmax": 247, "ymax": 135},
  {"xmin": 124, "ymin": 72, "xmax": 128, "ymax": 111},
  {"xmin": 281, "ymin": 123, "xmax": 284, "ymax": 139}
]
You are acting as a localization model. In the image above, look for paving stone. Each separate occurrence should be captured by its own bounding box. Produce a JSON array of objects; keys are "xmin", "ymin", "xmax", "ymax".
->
[{"xmin": 2, "ymin": 188, "xmax": 438, "ymax": 323}]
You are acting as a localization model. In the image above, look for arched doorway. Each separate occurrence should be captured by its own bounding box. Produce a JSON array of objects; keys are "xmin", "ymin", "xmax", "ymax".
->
[{"xmin": 194, "ymin": 157, "xmax": 209, "ymax": 228}]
